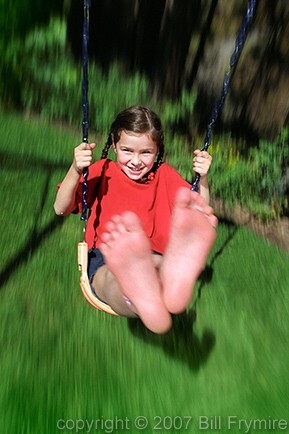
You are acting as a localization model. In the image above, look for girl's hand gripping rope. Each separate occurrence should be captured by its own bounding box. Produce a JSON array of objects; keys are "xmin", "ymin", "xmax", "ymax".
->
[
  {"xmin": 73, "ymin": 142, "xmax": 96, "ymax": 175},
  {"xmin": 193, "ymin": 149, "xmax": 212, "ymax": 178}
]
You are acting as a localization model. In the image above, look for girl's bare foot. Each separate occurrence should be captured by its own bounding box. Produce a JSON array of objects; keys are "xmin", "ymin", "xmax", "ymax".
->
[
  {"xmin": 161, "ymin": 187, "xmax": 217, "ymax": 313},
  {"xmin": 100, "ymin": 212, "xmax": 172, "ymax": 334}
]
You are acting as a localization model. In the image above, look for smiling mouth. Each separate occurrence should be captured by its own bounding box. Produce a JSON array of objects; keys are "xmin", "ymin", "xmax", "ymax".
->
[{"xmin": 127, "ymin": 167, "xmax": 143, "ymax": 173}]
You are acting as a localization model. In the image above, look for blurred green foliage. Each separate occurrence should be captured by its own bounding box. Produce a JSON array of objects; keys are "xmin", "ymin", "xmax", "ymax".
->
[
  {"xmin": 208, "ymin": 129, "xmax": 289, "ymax": 220},
  {"xmin": 2, "ymin": 17, "xmax": 289, "ymax": 220},
  {"xmin": 0, "ymin": 0, "xmax": 61, "ymax": 105},
  {"xmin": 4, "ymin": 18, "xmax": 196, "ymax": 136}
]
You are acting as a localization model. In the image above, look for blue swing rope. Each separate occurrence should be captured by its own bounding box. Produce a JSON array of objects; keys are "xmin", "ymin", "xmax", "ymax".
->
[
  {"xmin": 81, "ymin": 0, "xmax": 90, "ymax": 225},
  {"xmin": 80, "ymin": 0, "xmax": 257, "ymax": 213},
  {"xmin": 191, "ymin": 0, "xmax": 257, "ymax": 191}
]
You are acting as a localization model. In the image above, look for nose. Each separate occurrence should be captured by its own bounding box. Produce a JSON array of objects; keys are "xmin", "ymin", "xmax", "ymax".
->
[{"xmin": 131, "ymin": 153, "xmax": 141, "ymax": 166}]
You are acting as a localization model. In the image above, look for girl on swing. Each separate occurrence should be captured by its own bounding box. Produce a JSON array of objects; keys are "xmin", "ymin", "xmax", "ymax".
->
[{"xmin": 54, "ymin": 105, "xmax": 217, "ymax": 334}]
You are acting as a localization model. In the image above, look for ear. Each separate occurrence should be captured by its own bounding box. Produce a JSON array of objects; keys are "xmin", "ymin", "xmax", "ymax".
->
[{"xmin": 113, "ymin": 143, "xmax": 117, "ymax": 153}]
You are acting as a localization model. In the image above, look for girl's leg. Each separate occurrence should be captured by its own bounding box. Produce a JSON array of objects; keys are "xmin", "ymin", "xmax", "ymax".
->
[
  {"xmin": 91, "ymin": 265, "xmax": 138, "ymax": 317},
  {"xmin": 98, "ymin": 212, "xmax": 172, "ymax": 334},
  {"xmin": 161, "ymin": 187, "xmax": 217, "ymax": 314}
]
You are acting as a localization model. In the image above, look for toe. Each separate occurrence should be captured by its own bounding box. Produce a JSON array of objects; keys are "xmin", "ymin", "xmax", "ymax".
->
[
  {"xmin": 101, "ymin": 231, "xmax": 112, "ymax": 243},
  {"xmin": 121, "ymin": 211, "xmax": 144, "ymax": 233},
  {"xmin": 174, "ymin": 187, "xmax": 192, "ymax": 209}
]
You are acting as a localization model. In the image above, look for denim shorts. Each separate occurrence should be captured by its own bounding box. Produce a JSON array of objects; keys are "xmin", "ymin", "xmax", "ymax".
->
[{"xmin": 88, "ymin": 248, "xmax": 107, "ymax": 302}]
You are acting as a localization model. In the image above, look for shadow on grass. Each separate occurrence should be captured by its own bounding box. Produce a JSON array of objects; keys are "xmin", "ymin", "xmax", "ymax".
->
[
  {"xmin": 0, "ymin": 162, "xmax": 65, "ymax": 289},
  {"xmin": 191, "ymin": 217, "xmax": 239, "ymax": 310},
  {"xmin": 0, "ymin": 150, "xmax": 69, "ymax": 172},
  {"xmin": 128, "ymin": 313, "xmax": 215, "ymax": 371},
  {"xmin": 0, "ymin": 216, "xmax": 64, "ymax": 289},
  {"xmin": 128, "ymin": 218, "xmax": 239, "ymax": 371}
]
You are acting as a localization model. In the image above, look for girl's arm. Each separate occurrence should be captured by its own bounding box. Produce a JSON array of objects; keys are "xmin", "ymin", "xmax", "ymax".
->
[
  {"xmin": 192, "ymin": 149, "xmax": 212, "ymax": 205},
  {"xmin": 54, "ymin": 142, "xmax": 96, "ymax": 216}
]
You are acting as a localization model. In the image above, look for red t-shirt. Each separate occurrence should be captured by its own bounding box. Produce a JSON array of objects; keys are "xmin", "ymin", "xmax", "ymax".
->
[{"xmin": 74, "ymin": 159, "xmax": 190, "ymax": 253}]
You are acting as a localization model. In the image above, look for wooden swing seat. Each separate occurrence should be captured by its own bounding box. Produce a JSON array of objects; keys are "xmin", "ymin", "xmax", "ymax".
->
[{"xmin": 78, "ymin": 241, "xmax": 119, "ymax": 316}]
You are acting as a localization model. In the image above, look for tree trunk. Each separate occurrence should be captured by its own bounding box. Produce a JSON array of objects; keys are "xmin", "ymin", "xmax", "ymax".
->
[{"xmin": 152, "ymin": 0, "xmax": 202, "ymax": 98}]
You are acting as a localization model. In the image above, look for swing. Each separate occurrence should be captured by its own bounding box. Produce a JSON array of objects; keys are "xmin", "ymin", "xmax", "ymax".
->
[
  {"xmin": 78, "ymin": 241, "xmax": 118, "ymax": 315},
  {"xmin": 77, "ymin": 0, "xmax": 118, "ymax": 316},
  {"xmin": 77, "ymin": 0, "xmax": 257, "ymax": 315}
]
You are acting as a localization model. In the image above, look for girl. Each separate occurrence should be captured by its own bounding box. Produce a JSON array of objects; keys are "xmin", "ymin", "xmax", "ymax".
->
[{"xmin": 54, "ymin": 105, "xmax": 217, "ymax": 334}]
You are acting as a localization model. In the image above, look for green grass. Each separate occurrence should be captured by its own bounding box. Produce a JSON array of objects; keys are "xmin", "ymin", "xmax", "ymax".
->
[{"xmin": 1, "ymin": 112, "xmax": 289, "ymax": 434}]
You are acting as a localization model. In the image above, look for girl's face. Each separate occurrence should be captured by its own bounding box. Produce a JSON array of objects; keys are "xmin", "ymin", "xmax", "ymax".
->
[{"xmin": 113, "ymin": 130, "xmax": 158, "ymax": 181}]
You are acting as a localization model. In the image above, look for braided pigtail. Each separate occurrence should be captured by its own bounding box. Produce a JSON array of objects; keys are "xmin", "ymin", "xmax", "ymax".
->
[
  {"xmin": 155, "ymin": 143, "xmax": 164, "ymax": 169},
  {"xmin": 101, "ymin": 133, "xmax": 113, "ymax": 159}
]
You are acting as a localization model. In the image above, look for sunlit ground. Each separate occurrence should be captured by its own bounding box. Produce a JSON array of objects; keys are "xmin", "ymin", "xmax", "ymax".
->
[{"xmin": 1, "ymin": 112, "xmax": 289, "ymax": 433}]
